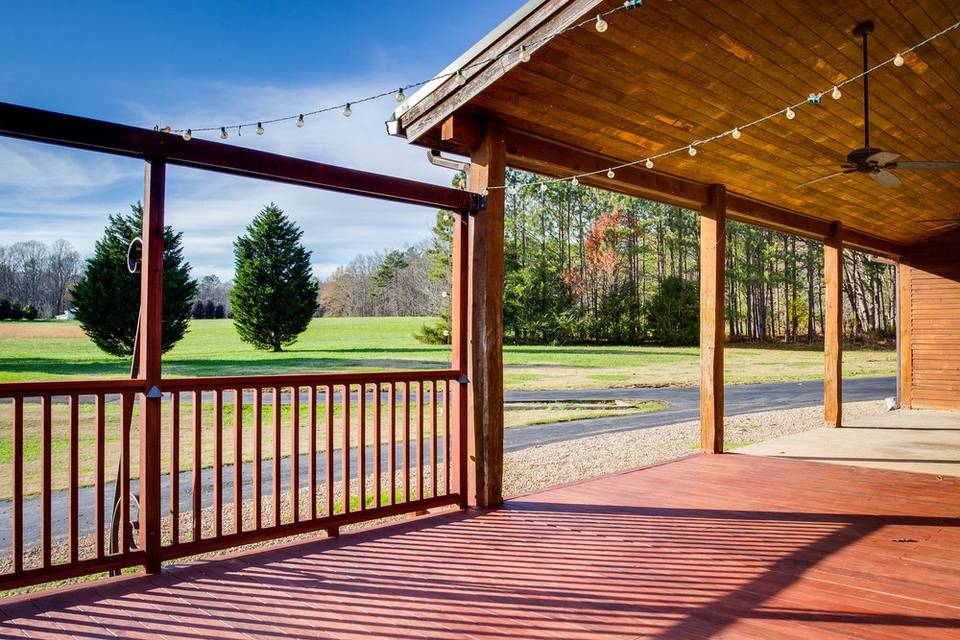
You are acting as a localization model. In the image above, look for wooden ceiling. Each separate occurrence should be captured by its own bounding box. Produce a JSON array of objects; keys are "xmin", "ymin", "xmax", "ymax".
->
[{"xmin": 396, "ymin": 0, "xmax": 960, "ymax": 248}]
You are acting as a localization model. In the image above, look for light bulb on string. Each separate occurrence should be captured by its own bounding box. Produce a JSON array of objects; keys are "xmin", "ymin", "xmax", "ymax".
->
[
  {"xmin": 342, "ymin": 103, "xmax": 352, "ymax": 117},
  {"xmin": 256, "ymin": 122, "xmax": 264, "ymax": 135},
  {"xmin": 571, "ymin": 176, "xmax": 579, "ymax": 186},
  {"xmin": 731, "ymin": 127, "xmax": 741, "ymax": 140},
  {"xmin": 296, "ymin": 114, "xmax": 305, "ymax": 128},
  {"xmin": 785, "ymin": 106, "xmax": 796, "ymax": 120},
  {"xmin": 540, "ymin": 182, "xmax": 548, "ymax": 193},
  {"xmin": 688, "ymin": 145, "xmax": 697, "ymax": 156},
  {"xmin": 645, "ymin": 158, "xmax": 654, "ymax": 169},
  {"xmin": 595, "ymin": 15, "xmax": 608, "ymax": 32},
  {"xmin": 456, "ymin": 70, "xmax": 467, "ymax": 86},
  {"xmin": 607, "ymin": 168, "xmax": 616, "ymax": 178},
  {"xmin": 219, "ymin": 127, "xmax": 228, "ymax": 140},
  {"xmin": 831, "ymin": 86, "xmax": 842, "ymax": 100},
  {"xmin": 182, "ymin": 129, "xmax": 192, "ymax": 141},
  {"xmin": 893, "ymin": 52, "xmax": 905, "ymax": 67},
  {"xmin": 519, "ymin": 45, "xmax": 531, "ymax": 63},
  {"xmin": 394, "ymin": 88, "xmax": 406, "ymax": 102}
]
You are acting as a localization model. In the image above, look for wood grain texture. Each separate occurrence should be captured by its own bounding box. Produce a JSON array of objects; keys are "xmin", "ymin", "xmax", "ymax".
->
[
  {"xmin": 467, "ymin": 117, "xmax": 507, "ymax": 508},
  {"xmin": 824, "ymin": 224, "xmax": 844, "ymax": 427},
  {"xmin": 700, "ymin": 184, "xmax": 726, "ymax": 453},
  {"xmin": 400, "ymin": 0, "xmax": 960, "ymax": 248}
]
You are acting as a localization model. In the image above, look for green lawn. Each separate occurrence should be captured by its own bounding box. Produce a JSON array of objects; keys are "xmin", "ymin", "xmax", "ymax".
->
[{"xmin": 0, "ymin": 318, "xmax": 895, "ymax": 390}]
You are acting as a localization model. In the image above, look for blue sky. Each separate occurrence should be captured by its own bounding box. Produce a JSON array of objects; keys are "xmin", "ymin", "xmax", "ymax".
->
[{"xmin": 0, "ymin": 1, "xmax": 519, "ymax": 278}]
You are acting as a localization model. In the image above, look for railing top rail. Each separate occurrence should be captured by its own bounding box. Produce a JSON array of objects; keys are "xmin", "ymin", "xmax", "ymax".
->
[
  {"xmin": 0, "ymin": 101, "xmax": 484, "ymax": 213},
  {"xmin": 0, "ymin": 368, "xmax": 460, "ymax": 397}
]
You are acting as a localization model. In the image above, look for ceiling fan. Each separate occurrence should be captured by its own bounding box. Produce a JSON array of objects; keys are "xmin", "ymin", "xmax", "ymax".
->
[{"xmin": 800, "ymin": 21, "xmax": 960, "ymax": 189}]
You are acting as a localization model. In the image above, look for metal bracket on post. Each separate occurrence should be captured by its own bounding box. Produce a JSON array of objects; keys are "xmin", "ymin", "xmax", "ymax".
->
[{"xmin": 468, "ymin": 193, "xmax": 487, "ymax": 213}]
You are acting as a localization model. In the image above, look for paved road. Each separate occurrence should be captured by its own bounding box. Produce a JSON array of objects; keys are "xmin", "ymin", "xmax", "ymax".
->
[{"xmin": 0, "ymin": 376, "xmax": 894, "ymax": 549}]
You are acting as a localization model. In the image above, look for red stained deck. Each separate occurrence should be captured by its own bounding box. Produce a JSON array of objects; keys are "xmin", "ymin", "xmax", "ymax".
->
[{"xmin": 2, "ymin": 454, "xmax": 959, "ymax": 639}]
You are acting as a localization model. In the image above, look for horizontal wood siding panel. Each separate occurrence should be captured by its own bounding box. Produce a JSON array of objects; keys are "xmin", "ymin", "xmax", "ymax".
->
[{"xmin": 908, "ymin": 230, "xmax": 960, "ymax": 410}]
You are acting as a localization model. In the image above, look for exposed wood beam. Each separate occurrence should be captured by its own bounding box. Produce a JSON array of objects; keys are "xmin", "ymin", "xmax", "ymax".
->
[
  {"xmin": 700, "ymin": 185, "xmax": 726, "ymax": 454},
  {"xmin": 499, "ymin": 128, "xmax": 905, "ymax": 257},
  {"xmin": 824, "ymin": 223, "xmax": 843, "ymax": 428},
  {"xmin": 467, "ymin": 117, "xmax": 506, "ymax": 508}
]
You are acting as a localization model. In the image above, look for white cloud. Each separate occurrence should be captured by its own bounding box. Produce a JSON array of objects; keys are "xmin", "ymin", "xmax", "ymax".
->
[{"xmin": 1, "ymin": 77, "xmax": 462, "ymax": 280}]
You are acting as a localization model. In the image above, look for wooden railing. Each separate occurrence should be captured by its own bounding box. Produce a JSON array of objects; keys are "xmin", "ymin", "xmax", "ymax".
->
[{"xmin": 0, "ymin": 101, "xmax": 480, "ymax": 592}]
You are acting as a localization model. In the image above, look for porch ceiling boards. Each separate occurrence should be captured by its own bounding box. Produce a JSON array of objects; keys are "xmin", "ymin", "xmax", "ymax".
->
[
  {"xmin": 3, "ymin": 454, "xmax": 959, "ymax": 639},
  {"xmin": 395, "ymin": 0, "xmax": 960, "ymax": 248}
]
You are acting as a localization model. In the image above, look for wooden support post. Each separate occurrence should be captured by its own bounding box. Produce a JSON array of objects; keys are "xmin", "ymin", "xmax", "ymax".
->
[
  {"xmin": 897, "ymin": 261, "xmax": 913, "ymax": 409},
  {"xmin": 824, "ymin": 223, "xmax": 843, "ymax": 427},
  {"xmin": 466, "ymin": 117, "xmax": 506, "ymax": 508},
  {"xmin": 700, "ymin": 184, "xmax": 726, "ymax": 453},
  {"xmin": 139, "ymin": 158, "xmax": 165, "ymax": 573},
  {"xmin": 451, "ymin": 207, "xmax": 470, "ymax": 509}
]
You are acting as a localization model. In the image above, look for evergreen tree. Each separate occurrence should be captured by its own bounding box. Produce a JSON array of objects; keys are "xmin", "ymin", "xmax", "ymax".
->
[
  {"xmin": 231, "ymin": 203, "xmax": 318, "ymax": 351},
  {"xmin": 71, "ymin": 204, "xmax": 197, "ymax": 357},
  {"xmin": 203, "ymin": 299, "xmax": 216, "ymax": 319},
  {"xmin": 191, "ymin": 300, "xmax": 205, "ymax": 319},
  {"xmin": 643, "ymin": 276, "xmax": 699, "ymax": 346}
]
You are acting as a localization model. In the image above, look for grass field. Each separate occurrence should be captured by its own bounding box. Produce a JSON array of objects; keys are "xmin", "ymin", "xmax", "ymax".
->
[{"xmin": 0, "ymin": 317, "xmax": 895, "ymax": 389}]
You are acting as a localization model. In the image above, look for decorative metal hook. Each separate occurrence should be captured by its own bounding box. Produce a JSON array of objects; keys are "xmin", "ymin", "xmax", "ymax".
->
[{"xmin": 126, "ymin": 237, "xmax": 143, "ymax": 274}]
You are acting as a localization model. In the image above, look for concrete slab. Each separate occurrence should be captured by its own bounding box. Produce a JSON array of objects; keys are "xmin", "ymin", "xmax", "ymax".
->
[{"xmin": 734, "ymin": 408, "xmax": 960, "ymax": 477}]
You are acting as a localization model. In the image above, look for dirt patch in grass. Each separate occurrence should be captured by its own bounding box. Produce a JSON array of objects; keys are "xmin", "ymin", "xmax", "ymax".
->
[{"xmin": 0, "ymin": 322, "xmax": 86, "ymax": 340}]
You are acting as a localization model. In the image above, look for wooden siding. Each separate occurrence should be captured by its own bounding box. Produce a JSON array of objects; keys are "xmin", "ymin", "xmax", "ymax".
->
[{"xmin": 906, "ymin": 228, "xmax": 960, "ymax": 409}]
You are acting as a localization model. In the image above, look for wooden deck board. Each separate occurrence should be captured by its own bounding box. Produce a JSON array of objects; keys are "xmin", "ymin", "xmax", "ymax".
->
[{"xmin": 2, "ymin": 454, "xmax": 959, "ymax": 639}]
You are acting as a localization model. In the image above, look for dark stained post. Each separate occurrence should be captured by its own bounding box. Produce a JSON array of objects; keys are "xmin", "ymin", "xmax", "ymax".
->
[
  {"xmin": 467, "ymin": 117, "xmax": 506, "ymax": 507},
  {"xmin": 824, "ymin": 223, "xmax": 843, "ymax": 427},
  {"xmin": 139, "ymin": 157, "xmax": 165, "ymax": 572},
  {"xmin": 700, "ymin": 184, "xmax": 726, "ymax": 453}
]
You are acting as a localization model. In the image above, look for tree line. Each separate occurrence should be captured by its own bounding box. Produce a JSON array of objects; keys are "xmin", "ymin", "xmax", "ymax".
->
[{"xmin": 0, "ymin": 239, "xmax": 83, "ymax": 318}]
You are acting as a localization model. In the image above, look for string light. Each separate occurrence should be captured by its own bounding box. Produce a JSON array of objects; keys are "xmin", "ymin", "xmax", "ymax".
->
[
  {"xmin": 688, "ymin": 145, "xmax": 697, "ymax": 156},
  {"xmin": 571, "ymin": 176, "xmax": 579, "ymax": 186},
  {"xmin": 894, "ymin": 52, "xmax": 905, "ymax": 66},
  {"xmin": 296, "ymin": 114, "xmax": 305, "ymax": 127},
  {"xmin": 785, "ymin": 106, "xmax": 796, "ymax": 120},
  {"xmin": 456, "ymin": 70, "xmax": 467, "ymax": 86},
  {"xmin": 595, "ymin": 15, "xmax": 608, "ymax": 33},
  {"xmin": 342, "ymin": 103, "xmax": 352, "ymax": 117},
  {"xmin": 645, "ymin": 159, "xmax": 654, "ymax": 169},
  {"xmin": 520, "ymin": 45, "xmax": 531, "ymax": 63},
  {"xmin": 540, "ymin": 182, "xmax": 548, "ymax": 192},
  {"xmin": 256, "ymin": 122, "xmax": 264, "ymax": 135},
  {"xmin": 182, "ymin": 129, "xmax": 192, "ymax": 141},
  {"xmin": 607, "ymin": 168, "xmax": 616, "ymax": 178},
  {"xmin": 219, "ymin": 127, "xmax": 228, "ymax": 140},
  {"xmin": 731, "ymin": 127, "xmax": 741, "ymax": 139},
  {"xmin": 394, "ymin": 88, "xmax": 406, "ymax": 102},
  {"xmin": 831, "ymin": 86, "xmax": 842, "ymax": 100}
]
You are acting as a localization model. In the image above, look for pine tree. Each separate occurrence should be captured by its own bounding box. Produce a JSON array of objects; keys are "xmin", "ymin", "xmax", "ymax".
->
[
  {"xmin": 71, "ymin": 204, "xmax": 197, "ymax": 357},
  {"xmin": 231, "ymin": 203, "xmax": 318, "ymax": 352}
]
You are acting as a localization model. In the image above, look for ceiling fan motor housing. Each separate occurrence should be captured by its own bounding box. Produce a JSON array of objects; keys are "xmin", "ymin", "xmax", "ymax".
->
[{"xmin": 847, "ymin": 147, "xmax": 884, "ymax": 169}]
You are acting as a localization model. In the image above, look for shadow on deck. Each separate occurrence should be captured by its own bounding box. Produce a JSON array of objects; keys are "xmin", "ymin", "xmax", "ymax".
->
[{"xmin": 2, "ymin": 454, "xmax": 959, "ymax": 639}]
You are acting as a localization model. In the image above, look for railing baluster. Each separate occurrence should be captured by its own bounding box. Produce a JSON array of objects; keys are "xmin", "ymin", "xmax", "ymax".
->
[
  {"xmin": 12, "ymin": 396, "xmax": 23, "ymax": 573},
  {"xmin": 170, "ymin": 391, "xmax": 180, "ymax": 545},
  {"xmin": 342, "ymin": 385, "xmax": 351, "ymax": 513},
  {"xmin": 192, "ymin": 390, "xmax": 202, "ymax": 542},
  {"xmin": 309, "ymin": 385, "xmax": 317, "ymax": 520},
  {"xmin": 403, "ymin": 382, "xmax": 410, "ymax": 503},
  {"xmin": 95, "ymin": 394, "xmax": 104, "ymax": 559},
  {"xmin": 432, "ymin": 381, "xmax": 439, "ymax": 499},
  {"xmin": 389, "ymin": 383, "xmax": 397, "ymax": 506},
  {"xmin": 41, "ymin": 395, "xmax": 52, "ymax": 567},
  {"xmin": 69, "ymin": 394, "xmax": 79, "ymax": 563},
  {"xmin": 214, "ymin": 388, "xmax": 223, "ymax": 538},
  {"xmin": 120, "ymin": 392, "xmax": 131, "ymax": 553},
  {"xmin": 254, "ymin": 387, "xmax": 262, "ymax": 531},
  {"xmin": 291, "ymin": 386, "xmax": 300, "ymax": 522},
  {"xmin": 418, "ymin": 382, "xmax": 425, "ymax": 501},
  {"xmin": 325, "ymin": 385, "xmax": 334, "ymax": 517},
  {"xmin": 374, "ymin": 383, "xmax": 382, "ymax": 509},
  {"xmin": 234, "ymin": 388, "xmax": 243, "ymax": 534},
  {"xmin": 272, "ymin": 386, "xmax": 281, "ymax": 527},
  {"xmin": 359, "ymin": 383, "xmax": 366, "ymax": 510},
  {"xmin": 444, "ymin": 380, "xmax": 451, "ymax": 496}
]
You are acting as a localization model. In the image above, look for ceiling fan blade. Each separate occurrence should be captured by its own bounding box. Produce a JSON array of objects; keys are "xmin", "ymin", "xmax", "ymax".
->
[
  {"xmin": 799, "ymin": 170, "xmax": 855, "ymax": 187},
  {"xmin": 866, "ymin": 151, "xmax": 900, "ymax": 166},
  {"xmin": 927, "ymin": 221, "xmax": 960, "ymax": 232},
  {"xmin": 891, "ymin": 161, "xmax": 960, "ymax": 170},
  {"xmin": 870, "ymin": 169, "xmax": 901, "ymax": 188}
]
